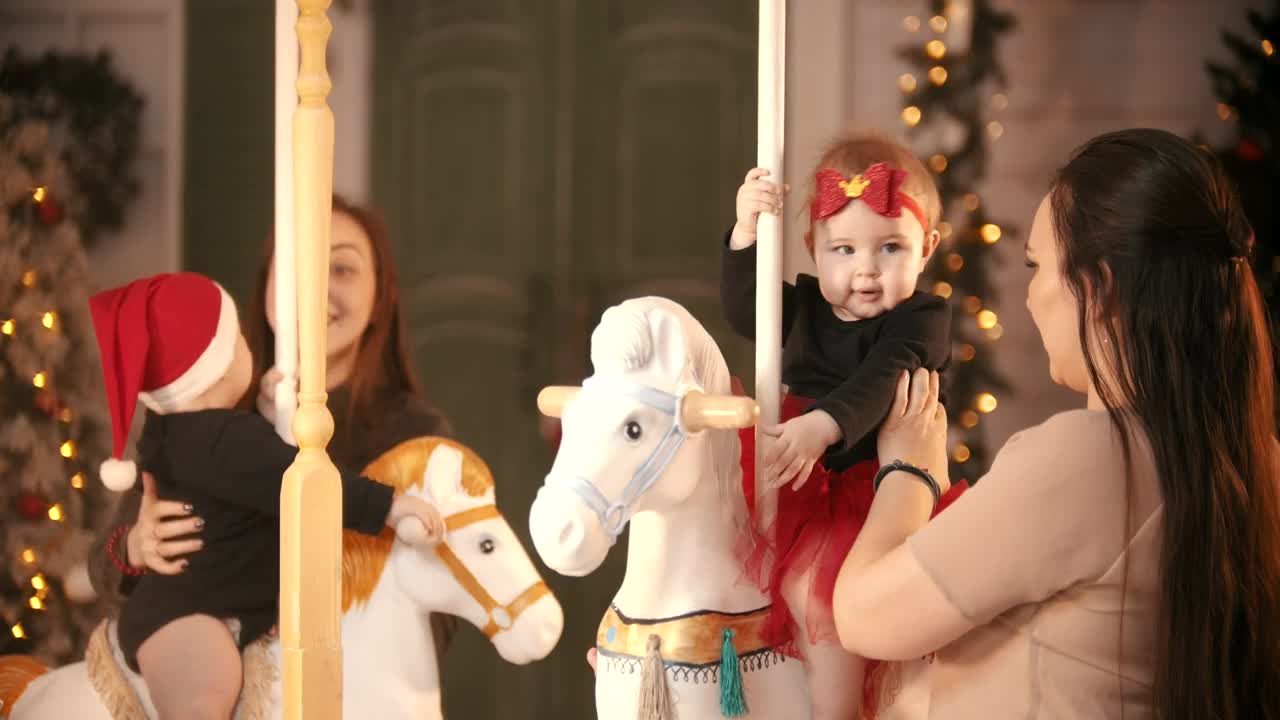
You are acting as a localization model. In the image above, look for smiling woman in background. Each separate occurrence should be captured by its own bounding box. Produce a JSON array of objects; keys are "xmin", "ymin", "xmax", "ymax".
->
[{"xmin": 90, "ymin": 193, "xmax": 462, "ymax": 679}]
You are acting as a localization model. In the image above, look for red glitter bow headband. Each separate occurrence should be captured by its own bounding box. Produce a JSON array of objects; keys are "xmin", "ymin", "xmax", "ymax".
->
[{"xmin": 810, "ymin": 162, "xmax": 929, "ymax": 233}]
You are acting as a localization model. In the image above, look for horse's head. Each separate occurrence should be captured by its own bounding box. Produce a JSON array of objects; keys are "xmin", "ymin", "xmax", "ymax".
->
[
  {"xmin": 528, "ymin": 297, "xmax": 755, "ymax": 576},
  {"xmin": 350, "ymin": 438, "xmax": 563, "ymax": 665}
]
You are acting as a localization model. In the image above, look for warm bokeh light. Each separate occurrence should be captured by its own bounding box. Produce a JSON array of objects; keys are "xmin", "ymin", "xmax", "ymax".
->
[{"xmin": 976, "ymin": 393, "xmax": 998, "ymax": 413}]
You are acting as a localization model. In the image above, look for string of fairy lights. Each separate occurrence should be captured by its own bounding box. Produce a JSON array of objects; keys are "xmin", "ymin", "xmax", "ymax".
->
[
  {"xmin": 2, "ymin": 185, "xmax": 83, "ymax": 644},
  {"xmin": 897, "ymin": 1, "xmax": 1010, "ymax": 474},
  {"xmin": 1216, "ymin": 33, "xmax": 1275, "ymax": 123}
]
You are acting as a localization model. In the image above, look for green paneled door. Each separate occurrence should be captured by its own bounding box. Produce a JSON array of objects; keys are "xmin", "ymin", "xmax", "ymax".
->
[
  {"xmin": 183, "ymin": 0, "xmax": 273, "ymax": 303},
  {"xmin": 374, "ymin": 2, "xmax": 755, "ymax": 718}
]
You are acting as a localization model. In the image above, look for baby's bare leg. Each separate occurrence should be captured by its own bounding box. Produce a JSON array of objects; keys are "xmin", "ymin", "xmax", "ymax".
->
[
  {"xmin": 138, "ymin": 614, "xmax": 242, "ymax": 720},
  {"xmin": 784, "ymin": 569, "xmax": 866, "ymax": 720}
]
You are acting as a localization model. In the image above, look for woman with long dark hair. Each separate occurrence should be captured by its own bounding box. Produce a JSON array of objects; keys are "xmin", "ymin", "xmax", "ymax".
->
[
  {"xmin": 90, "ymin": 194, "xmax": 460, "ymax": 674},
  {"xmin": 244, "ymin": 193, "xmax": 443, "ymax": 471},
  {"xmin": 833, "ymin": 128, "xmax": 1280, "ymax": 718}
]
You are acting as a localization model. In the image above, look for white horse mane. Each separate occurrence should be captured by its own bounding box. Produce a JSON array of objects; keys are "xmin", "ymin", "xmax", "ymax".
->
[{"xmin": 590, "ymin": 297, "xmax": 747, "ymax": 528}]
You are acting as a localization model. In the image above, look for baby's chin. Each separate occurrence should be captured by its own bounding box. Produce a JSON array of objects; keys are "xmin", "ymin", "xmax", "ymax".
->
[{"xmin": 833, "ymin": 301, "xmax": 888, "ymax": 321}]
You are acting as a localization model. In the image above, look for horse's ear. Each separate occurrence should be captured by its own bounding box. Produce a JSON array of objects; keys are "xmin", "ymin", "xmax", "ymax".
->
[
  {"xmin": 646, "ymin": 307, "xmax": 690, "ymax": 384},
  {"xmin": 423, "ymin": 443, "xmax": 466, "ymax": 504}
]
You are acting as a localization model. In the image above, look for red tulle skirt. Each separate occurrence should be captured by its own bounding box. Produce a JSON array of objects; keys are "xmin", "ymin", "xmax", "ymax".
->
[{"xmin": 737, "ymin": 393, "xmax": 969, "ymax": 713}]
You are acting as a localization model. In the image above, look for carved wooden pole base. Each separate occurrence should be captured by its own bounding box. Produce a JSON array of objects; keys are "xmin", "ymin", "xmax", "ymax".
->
[{"xmin": 281, "ymin": 1, "xmax": 342, "ymax": 718}]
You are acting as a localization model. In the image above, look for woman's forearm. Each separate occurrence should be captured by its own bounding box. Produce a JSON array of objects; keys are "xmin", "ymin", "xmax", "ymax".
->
[{"xmin": 838, "ymin": 471, "xmax": 935, "ymax": 588}]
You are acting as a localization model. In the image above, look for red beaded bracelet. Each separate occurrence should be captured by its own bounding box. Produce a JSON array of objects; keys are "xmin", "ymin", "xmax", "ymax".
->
[{"xmin": 107, "ymin": 524, "xmax": 146, "ymax": 576}]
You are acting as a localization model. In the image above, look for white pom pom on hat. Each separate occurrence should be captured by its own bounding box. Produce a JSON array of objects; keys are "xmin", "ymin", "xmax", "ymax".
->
[{"xmin": 100, "ymin": 458, "xmax": 138, "ymax": 491}]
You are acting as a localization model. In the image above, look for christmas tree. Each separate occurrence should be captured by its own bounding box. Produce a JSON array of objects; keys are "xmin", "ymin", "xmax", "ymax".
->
[
  {"xmin": 1204, "ymin": 1, "xmax": 1279, "ymax": 386},
  {"xmin": 896, "ymin": 0, "xmax": 1016, "ymax": 483},
  {"xmin": 0, "ymin": 50, "xmax": 141, "ymax": 663}
]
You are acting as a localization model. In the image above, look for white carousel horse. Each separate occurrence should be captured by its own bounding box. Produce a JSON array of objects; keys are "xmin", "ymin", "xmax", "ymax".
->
[
  {"xmin": 1, "ymin": 437, "xmax": 563, "ymax": 720},
  {"xmin": 529, "ymin": 297, "xmax": 811, "ymax": 719}
]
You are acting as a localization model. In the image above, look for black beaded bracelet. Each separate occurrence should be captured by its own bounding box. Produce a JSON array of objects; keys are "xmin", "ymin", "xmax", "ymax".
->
[{"xmin": 873, "ymin": 460, "xmax": 942, "ymax": 508}]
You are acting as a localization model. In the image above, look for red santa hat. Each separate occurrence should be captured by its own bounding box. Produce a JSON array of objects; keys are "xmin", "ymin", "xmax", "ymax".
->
[{"xmin": 89, "ymin": 273, "xmax": 239, "ymax": 491}]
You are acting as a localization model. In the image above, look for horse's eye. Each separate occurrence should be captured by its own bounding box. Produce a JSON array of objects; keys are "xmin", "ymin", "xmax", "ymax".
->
[
  {"xmin": 624, "ymin": 421, "xmax": 643, "ymax": 441},
  {"xmin": 480, "ymin": 538, "xmax": 496, "ymax": 554}
]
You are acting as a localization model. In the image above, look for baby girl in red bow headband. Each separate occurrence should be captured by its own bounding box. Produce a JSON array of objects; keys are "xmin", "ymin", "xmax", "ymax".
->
[{"xmin": 720, "ymin": 130, "xmax": 968, "ymax": 718}]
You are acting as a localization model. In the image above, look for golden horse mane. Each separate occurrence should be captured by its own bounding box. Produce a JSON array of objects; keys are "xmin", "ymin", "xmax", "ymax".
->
[{"xmin": 342, "ymin": 436, "xmax": 494, "ymax": 612}]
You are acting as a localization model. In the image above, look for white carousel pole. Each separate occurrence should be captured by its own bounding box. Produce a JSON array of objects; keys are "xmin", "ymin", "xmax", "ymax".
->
[
  {"xmin": 281, "ymin": 0, "xmax": 342, "ymax": 717},
  {"xmin": 755, "ymin": 0, "xmax": 785, "ymax": 532},
  {"xmin": 274, "ymin": 0, "xmax": 299, "ymax": 445}
]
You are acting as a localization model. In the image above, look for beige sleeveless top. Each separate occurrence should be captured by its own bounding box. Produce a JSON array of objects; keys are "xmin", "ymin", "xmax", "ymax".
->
[{"xmin": 903, "ymin": 409, "xmax": 1162, "ymax": 718}]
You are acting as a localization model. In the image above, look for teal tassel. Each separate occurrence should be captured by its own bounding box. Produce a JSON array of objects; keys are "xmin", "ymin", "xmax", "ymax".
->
[{"xmin": 719, "ymin": 628, "xmax": 748, "ymax": 717}]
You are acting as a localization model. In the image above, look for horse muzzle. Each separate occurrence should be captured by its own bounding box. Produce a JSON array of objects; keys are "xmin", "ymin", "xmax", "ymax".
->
[{"xmin": 528, "ymin": 484, "xmax": 611, "ymax": 577}]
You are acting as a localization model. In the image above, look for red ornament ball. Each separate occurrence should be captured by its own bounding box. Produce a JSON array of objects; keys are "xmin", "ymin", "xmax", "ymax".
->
[
  {"xmin": 16, "ymin": 491, "xmax": 50, "ymax": 521},
  {"xmin": 37, "ymin": 195, "xmax": 63, "ymax": 225},
  {"xmin": 34, "ymin": 391, "xmax": 58, "ymax": 415},
  {"xmin": 1236, "ymin": 139, "xmax": 1264, "ymax": 163}
]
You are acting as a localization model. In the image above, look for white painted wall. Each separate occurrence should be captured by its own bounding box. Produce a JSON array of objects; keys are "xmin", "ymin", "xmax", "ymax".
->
[{"xmin": 0, "ymin": 0, "xmax": 184, "ymax": 292}]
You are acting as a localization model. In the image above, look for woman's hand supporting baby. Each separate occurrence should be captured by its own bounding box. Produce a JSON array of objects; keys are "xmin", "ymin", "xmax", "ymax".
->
[{"xmin": 127, "ymin": 472, "xmax": 205, "ymax": 574}]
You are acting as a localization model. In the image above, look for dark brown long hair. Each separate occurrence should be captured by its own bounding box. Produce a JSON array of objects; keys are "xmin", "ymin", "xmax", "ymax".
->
[
  {"xmin": 241, "ymin": 194, "xmax": 421, "ymax": 441},
  {"xmin": 1050, "ymin": 129, "xmax": 1280, "ymax": 719}
]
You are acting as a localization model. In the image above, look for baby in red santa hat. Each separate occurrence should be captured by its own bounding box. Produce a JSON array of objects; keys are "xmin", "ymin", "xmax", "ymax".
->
[{"xmin": 89, "ymin": 271, "xmax": 444, "ymax": 719}]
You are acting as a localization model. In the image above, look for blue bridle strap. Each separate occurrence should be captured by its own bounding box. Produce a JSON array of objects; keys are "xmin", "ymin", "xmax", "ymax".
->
[{"xmin": 544, "ymin": 376, "xmax": 688, "ymax": 541}]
